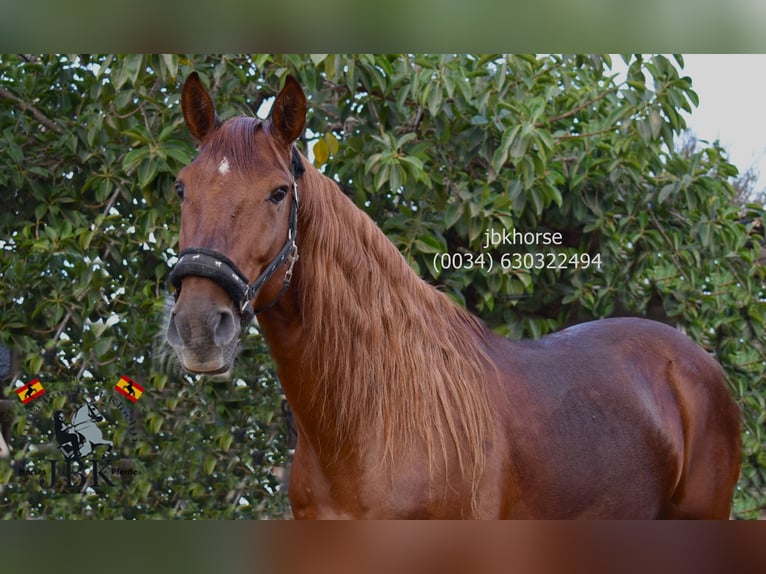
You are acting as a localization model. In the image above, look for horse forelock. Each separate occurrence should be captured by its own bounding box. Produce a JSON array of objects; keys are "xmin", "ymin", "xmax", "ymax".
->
[
  {"xmin": 196, "ymin": 117, "xmax": 263, "ymax": 170},
  {"xmin": 296, "ymin": 164, "xmax": 497, "ymax": 513},
  {"xmin": 196, "ymin": 116, "xmax": 304, "ymax": 182}
]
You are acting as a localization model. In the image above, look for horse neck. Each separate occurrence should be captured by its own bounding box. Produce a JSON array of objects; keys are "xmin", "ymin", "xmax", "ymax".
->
[{"xmin": 256, "ymin": 164, "xmax": 496, "ymax": 479}]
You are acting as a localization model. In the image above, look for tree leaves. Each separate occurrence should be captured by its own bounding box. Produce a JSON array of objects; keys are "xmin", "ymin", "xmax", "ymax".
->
[{"xmin": 312, "ymin": 131, "xmax": 338, "ymax": 167}]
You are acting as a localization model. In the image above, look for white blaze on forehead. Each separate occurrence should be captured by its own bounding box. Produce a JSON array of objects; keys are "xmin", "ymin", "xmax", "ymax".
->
[{"xmin": 218, "ymin": 156, "xmax": 230, "ymax": 176}]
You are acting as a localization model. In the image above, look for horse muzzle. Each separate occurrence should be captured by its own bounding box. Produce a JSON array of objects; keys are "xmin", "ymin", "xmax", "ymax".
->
[{"xmin": 166, "ymin": 280, "xmax": 241, "ymax": 374}]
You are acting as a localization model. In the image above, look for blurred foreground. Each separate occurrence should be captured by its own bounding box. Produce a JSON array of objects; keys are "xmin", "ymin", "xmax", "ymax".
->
[{"xmin": 1, "ymin": 521, "xmax": 765, "ymax": 574}]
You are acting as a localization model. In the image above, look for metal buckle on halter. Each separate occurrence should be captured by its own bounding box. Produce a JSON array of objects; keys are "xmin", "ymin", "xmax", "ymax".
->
[
  {"xmin": 284, "ymin": 242, "xmax": 299, "ymax": 283},
  {"xmin": 240, "ymin": 296, "xmax": 253, "ymax": 317}
]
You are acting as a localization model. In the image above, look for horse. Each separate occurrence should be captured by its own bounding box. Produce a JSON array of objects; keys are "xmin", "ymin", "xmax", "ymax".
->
[
  {"xmin": 166, "ymin": 72, "xmax": 741, "ymax": 519},
  {"xmin": 54, "ymin": 402, "xmax": 113, "ymax": 460}
]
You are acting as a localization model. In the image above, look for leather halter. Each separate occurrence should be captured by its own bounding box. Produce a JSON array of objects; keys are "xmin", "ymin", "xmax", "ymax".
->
[{"xmin": 168, "ymin": 180, "xmax": 300, "ymax": 326}]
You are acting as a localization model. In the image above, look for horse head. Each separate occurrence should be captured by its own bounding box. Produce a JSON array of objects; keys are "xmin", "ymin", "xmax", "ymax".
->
[
  {"xmin": 166, "ymin": 73, "xmax": 307, "ymax": 374},
  {"xmin": 85, "ymin": 400, "xmax": 104, "ymax": 423}
]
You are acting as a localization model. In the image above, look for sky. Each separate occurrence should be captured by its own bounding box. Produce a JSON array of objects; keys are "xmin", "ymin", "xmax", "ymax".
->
[{"xmin": 677, "ymin": 54, "xmax": 766, "ymax": 199}]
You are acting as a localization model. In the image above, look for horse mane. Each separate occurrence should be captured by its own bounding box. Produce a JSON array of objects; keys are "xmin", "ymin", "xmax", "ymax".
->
[{"xmin": 296, "ymin": 157, "xmax": 498, "ymax": 509}]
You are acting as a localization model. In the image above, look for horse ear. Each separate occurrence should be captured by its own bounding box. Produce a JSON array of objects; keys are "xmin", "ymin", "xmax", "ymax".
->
[
  {"xmin": 271, "ymin": 75, "xmax": 307, "ymax": 145},
  {"xmin": 182, "ymin": 72, "xmax": 220, "ymax": 141}
]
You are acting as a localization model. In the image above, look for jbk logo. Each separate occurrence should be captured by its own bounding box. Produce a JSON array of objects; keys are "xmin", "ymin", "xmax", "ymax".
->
[{"xmin": 14, "ymin": 378, "xmax": 141, "ymax": 491}]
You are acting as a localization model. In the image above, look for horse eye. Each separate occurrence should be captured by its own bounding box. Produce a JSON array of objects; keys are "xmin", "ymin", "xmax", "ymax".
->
[
  {"xmin": 174, "ymin": 181, "xmax": 185, "ymax": 201},
  {"xmin": 269, "ymin": 187, "xmax": 288, "ymax": 204}
]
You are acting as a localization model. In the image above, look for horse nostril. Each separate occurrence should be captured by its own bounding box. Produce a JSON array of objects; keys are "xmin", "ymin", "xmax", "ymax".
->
[
  {"xmin": 167, "ymin": 305, "xmax": 238, "ymax": 352},
  {"xmin": 166, "ymin": 312, "xmax": 184, "ymax": 350},
  {"xmin": 212, "ymin": 309, "xmax": 237, "ymax": 347}
]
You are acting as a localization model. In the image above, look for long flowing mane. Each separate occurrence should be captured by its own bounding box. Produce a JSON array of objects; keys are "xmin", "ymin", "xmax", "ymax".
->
[{"xmin": 296, "ymin": 158, "xmax": 498, "ymax": 501}]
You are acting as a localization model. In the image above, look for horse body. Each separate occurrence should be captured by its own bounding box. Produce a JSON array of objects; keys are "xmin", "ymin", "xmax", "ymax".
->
[
  {"xmin": 167, "ymin": 72, "xmax": 740, "ymax": 519},
  {"xmin": 488, "ymin": 319, "xmax": 739, "ymax": 518}
]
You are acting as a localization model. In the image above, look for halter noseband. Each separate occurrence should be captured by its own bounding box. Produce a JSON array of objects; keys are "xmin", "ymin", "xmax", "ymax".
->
[{"xmin": 168, "ymin": 180, "xmax": 300, "ymax": 326}]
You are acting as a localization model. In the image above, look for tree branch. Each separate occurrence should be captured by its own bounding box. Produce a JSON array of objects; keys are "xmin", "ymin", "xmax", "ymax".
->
[
  {"xmin": 544, "ymin": 86, "xmax": 618, "ymax": 125},
  {"xmin": 554, "ymin": 127, "xmax": 616, "ymax": 141},
  {"xmin": 0, "ymin": 86, "xmax": 64, "ymax": 134}
]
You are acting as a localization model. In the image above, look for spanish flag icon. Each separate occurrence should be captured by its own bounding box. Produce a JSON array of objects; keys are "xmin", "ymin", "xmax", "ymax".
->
[
  {"xmin": 16, "ymin": 379, "xmax": 45, "ymax": 404},
  {"xmin": 114, "ymin": 375, "xmax": 144, "ymax": 403}
]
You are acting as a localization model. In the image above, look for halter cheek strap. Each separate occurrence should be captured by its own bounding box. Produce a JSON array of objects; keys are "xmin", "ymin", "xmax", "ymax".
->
[{"xmin": 168, "ymin": 182, "xmax": 300, "ymax": 326}]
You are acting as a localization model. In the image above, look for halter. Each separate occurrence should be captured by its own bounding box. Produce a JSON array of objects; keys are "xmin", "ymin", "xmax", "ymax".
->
[{"xmin": 168, "ymin": 176, "xmax": 300, "ymax": 327}]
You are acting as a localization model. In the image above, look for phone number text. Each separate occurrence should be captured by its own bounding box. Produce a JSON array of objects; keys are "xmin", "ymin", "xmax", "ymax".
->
[{"xmin": 433, "ymin": 251, "xmax": 603, "ymax": 273}]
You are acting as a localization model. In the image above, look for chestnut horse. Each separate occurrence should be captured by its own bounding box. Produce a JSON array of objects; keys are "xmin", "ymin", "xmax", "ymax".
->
[{"xmin": 166, "ymin": 72, "xmax": 741, "ymax": 519}]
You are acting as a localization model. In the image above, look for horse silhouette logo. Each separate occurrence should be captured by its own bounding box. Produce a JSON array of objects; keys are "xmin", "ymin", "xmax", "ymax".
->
[{"xmin": 52, "ymin": 401, "xmax": 114, "ymax": 460}]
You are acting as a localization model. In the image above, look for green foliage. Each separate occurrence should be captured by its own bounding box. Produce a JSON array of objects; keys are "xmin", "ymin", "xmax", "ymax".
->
[{"xmin": 1, "ymin": 54, "xmax": 763, "ymax": 518}]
